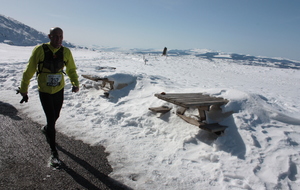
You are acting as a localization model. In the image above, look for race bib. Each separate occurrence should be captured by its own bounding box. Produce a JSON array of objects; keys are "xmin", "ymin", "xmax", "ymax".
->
[{"xmin": 47, "ymin": 74, "xmax": 62, "ymax": 87}]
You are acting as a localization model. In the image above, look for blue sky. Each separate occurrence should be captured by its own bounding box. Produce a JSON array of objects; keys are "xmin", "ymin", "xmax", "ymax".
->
[{"xmin": 1, "ymin": 0, "xmax": 300, "ymax": 60}]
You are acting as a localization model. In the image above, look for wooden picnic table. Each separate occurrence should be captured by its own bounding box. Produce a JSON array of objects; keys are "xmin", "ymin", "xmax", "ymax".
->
[
  {"xmin": 150, "ymin": 92, "xmax": 230, "ymax": 134},
  {"xmin": 154, "ymin": 93, "xmax": 228, "ymax": 108}
]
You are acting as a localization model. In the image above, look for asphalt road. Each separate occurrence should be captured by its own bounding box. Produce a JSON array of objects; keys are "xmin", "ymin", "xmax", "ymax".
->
[{"xmin": 0, "ymin": 101, "xmax": 133, "ymax": 190}]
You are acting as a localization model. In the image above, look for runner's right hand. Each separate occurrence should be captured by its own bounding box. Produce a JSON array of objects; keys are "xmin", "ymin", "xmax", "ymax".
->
[
  {"xmin": 16, "ymin": 87, "xmax": 29, "ymax": 103},
  {"xmin": 20, "ymin": 94, "xmax": 28, "ymax": 103}
]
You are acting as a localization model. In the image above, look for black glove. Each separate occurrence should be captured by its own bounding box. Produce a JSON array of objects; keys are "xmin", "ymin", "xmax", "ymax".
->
[
  {"xmin": 16, "ymin": 87, "xmax": 28, "ymax": 103},
  {"xmin": 16, "ymin": 87, "xmax": 21, "ymax": 95},
  {"xmin": 72, "ymin": 86, "xmax": 79, "ymax": 93},
  {"xmin": 20, "ymin": 95, "xmax": 29, "ymax": 103}
]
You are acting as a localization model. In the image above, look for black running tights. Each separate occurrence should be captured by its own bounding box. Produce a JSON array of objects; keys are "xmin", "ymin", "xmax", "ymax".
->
[{"xmin": 39, "ymin": 88, "xmax": 64, "ymax": 153}]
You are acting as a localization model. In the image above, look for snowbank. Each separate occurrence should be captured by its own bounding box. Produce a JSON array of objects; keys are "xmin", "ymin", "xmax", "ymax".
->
[{"xmin": 1, "ymin": 43, "xmax": 299, "ymax": 190}]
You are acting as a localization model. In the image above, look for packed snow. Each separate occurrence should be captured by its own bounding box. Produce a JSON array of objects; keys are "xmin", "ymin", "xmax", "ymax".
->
[{"xmin": 1, "ymin": 43, "xmax": 300, "ymax": 190}]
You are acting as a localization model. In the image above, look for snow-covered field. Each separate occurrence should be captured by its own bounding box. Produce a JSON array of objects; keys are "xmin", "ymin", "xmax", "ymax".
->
[{"xmin": 1, "ymin": 43, "xmax": 300, "ymax": 190}]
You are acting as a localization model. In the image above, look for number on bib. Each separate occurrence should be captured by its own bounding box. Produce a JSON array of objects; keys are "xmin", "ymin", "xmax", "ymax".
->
[{"xmin": 47, "ymin": 74, "xmax": 62, "ymax": 87}]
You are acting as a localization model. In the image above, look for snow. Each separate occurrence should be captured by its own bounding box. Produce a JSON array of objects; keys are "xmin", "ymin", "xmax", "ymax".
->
[{"xmin": 1, "ymin": 43, "xmax": 300, "ymax": 190}]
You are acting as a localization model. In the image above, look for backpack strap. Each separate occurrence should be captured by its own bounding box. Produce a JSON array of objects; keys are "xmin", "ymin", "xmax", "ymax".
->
[{"xmin": 37, "ymin": 44, "xmax": 66, "ymax": 76}]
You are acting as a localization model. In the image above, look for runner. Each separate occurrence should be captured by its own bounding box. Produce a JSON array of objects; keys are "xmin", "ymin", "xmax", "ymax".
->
[{"xmin": 18, "ymin": 27, "xmax": 79, "ymax": 167}]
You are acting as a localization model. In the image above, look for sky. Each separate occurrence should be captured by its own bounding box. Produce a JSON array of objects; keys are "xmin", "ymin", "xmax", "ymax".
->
[{"xmin": 1, "ymin": 0, "xmax": 300, "ymax": 60}]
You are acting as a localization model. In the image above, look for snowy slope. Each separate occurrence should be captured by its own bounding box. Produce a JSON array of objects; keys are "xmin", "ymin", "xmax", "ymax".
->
[
  {"xmin": 1, "ymin": 43, "xmax": 300, "ymax": 190},
  {"xmin": 0, "ymin": 14, "xmax": 75, "ymax": 47}
]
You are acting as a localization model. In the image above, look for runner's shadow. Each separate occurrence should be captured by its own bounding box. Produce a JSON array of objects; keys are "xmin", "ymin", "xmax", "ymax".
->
[
  {"xmin": 58, "ymin": 161, "xmax": 103, "ymax": 190},
  {"xmin": 0, "ymin": 101, "xmax": 22, "ymax": 120},
  {"xmin": 57, "ymin": 145, "xmax": 133, "ymax": 190}
]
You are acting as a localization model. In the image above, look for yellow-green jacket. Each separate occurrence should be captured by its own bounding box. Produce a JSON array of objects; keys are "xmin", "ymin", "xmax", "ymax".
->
[{"xmin": 20, "ymin": 43, "xmax": 79, "ymax": 94}]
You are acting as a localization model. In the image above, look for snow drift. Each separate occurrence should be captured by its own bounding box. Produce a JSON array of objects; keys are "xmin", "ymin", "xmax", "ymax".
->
[{"xmin": 1, "ymin": 43, "xmax": 300, "ymax": 190}]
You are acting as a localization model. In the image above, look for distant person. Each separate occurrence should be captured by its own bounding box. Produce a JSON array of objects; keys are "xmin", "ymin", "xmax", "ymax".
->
[
  {"xmin": 18, "ymin": 27, "xmax": 79, "ymax": 167},
  {"xmin": 162, "ymin": 47, "xmax": 167, "ymax": 56}
]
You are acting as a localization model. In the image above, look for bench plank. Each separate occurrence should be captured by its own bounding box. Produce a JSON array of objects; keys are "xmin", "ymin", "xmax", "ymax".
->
[
  {"xmin": 177, "ymin": 113, "xmax": 201, "ymax": 126},
  {"xmin": 199, "ymin": 123, "xmax": 228, "ymax": 133},
  {"xmin": 177, "ymin": 114, "xmax": 227, "ymax": 133},
  {"xmin": 149, "ymin": 106, "xmax": 171, "ymax": 113}
]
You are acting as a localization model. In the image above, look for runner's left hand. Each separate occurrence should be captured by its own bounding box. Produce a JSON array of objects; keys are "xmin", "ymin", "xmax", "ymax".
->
[{"xmin": 72, "ymin": 86, "xmax": 79, "ymax": 93}]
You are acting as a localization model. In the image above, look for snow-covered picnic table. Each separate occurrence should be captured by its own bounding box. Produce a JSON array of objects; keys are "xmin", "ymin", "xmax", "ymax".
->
[{"xmin": 150, "ymin": 92, "xmax": 230, "ymax": 135}]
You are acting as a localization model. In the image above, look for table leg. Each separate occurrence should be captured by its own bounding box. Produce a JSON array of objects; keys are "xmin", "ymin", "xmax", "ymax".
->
[{"xmin": 198, "ymin": 106, "xmax": 209, "ymax": 121}]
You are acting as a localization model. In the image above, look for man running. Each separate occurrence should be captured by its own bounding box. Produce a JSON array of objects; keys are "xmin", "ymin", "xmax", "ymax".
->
[{"xmin": 18, "ymin": 27, "xmax": 79, "ymax": 167}]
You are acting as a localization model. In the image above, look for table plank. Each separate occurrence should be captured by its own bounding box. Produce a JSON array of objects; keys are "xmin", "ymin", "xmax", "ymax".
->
[{"xmin": 155, "ymin": 93, "xmax": 228, "ymax": 108}]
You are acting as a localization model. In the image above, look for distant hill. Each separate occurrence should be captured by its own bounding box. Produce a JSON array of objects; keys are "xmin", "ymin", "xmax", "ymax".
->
[
  {"xmin": 130, "ymin": 48, "xmax": 300, "ymax": 70},
  {"xmin": 0, "ymin": 14, "xmax": 75, "ymax": 47}
]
